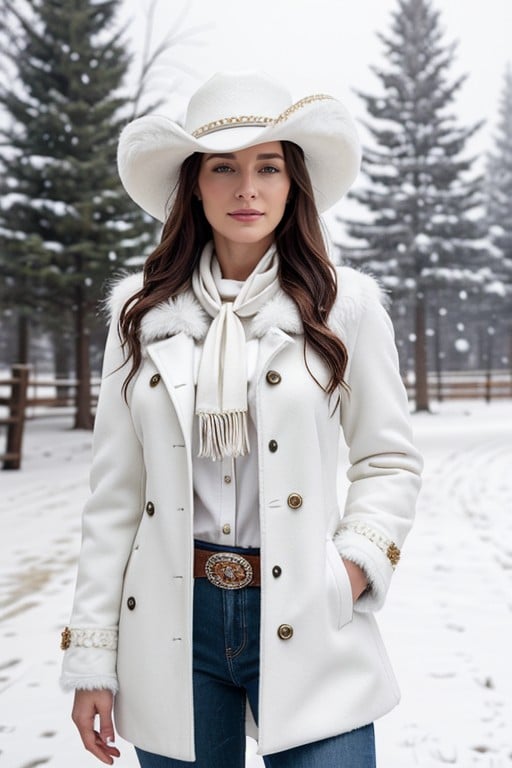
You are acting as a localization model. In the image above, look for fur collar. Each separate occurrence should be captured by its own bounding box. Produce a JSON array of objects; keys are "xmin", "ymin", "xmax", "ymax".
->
[{"xmin": 107, "ymin": 267, "xmax": 386, "ymax": 345}]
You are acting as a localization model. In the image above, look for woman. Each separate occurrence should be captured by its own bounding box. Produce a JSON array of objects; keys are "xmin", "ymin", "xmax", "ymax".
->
[{"xmin": 60, "ymin": 70, "xmax": 422, "ymax": 767}]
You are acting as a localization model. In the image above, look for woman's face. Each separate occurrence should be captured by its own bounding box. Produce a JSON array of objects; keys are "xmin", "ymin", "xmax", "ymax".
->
[{"xmin": 197, "ymin": 141, "xmax": 291, "ymax": 253}]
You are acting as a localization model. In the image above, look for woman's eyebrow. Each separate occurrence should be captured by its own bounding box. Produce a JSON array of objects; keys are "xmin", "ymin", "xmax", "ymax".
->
[
  {"xmin": 203, "ymin": 153, "xmax": 236, "ymax": 160},
  {"xmin": 256, "ymin": 153, "xmax": 284, "ymax": 160}
]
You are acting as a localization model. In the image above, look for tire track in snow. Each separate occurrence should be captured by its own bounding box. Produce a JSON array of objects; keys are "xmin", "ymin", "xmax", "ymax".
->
[
  {"xmin": 379, "ymin": 419, "xmax": 512, "ymax": 767},
  {"xmin": 422, "ymin": 435, "xmax": 512, "ymax": 574}
]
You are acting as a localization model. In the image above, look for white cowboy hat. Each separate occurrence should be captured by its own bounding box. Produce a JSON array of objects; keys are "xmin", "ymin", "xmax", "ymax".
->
[{"xmin": 117, "ymin": 70, "xmax": 361, "ymax": 221}]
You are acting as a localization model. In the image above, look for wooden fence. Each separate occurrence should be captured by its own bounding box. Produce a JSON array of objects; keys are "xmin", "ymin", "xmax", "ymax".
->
[
  {"xmin": 403, "ymin": 369, "xmax": 512, "ymax": 402},
  {"xmin": 0, "ymin": 365, "xmax": 99, "ymax": 470},
  {"xmin": 0, "ymin": 365, "xmax": 30, "ymax": 469},
  {"xmin": 1, "ymin": 366, "xmax": 511, "ymax": 470}
]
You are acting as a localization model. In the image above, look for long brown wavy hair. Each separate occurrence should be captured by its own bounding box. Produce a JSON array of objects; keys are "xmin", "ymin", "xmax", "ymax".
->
[{"xmin": 119, "ymin": 141, "xmax": 348, "ymax": 399}]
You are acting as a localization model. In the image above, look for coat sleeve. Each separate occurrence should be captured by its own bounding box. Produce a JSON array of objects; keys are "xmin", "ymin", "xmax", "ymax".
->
[
  {"xmin": 60, "ymin": 288, "xmax": 145, "ymax": 692},
  {"xmin": 332, "ymin": 270, "xmax": 423, "ymax": 612}
]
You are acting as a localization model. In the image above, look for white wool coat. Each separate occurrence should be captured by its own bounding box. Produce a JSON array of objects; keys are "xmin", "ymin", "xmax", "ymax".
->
[{"xmin": 60, "ymin": 266, "xmax": 422, "ymax": 760}]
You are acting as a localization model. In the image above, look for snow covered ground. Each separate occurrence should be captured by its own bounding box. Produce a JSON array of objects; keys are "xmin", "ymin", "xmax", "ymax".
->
[{"xmin": 1, "ymin": 399, "xmax": 511, "ymax": 768}]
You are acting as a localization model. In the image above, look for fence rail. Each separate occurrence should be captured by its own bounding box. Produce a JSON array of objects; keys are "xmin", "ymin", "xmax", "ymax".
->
[
  {"xmin": 1, "ymin": 366, "xmax": 511, "ymax": 470},
  {"xmin": 403, "ymin": 369, "xmax": 512, "ymax": 402}
]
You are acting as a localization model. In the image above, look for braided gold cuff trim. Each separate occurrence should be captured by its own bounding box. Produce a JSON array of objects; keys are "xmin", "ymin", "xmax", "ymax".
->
[
  {"xmin": 192, "ymin": 94, "xmax": 334, "ymax": 139},
  {"xmin": 338, "ymin": 521, "xmax": 401, "ymax": 569},
  {"xmin": 60, "ymin": 627, "xmax": 118, "ymax": 651}
]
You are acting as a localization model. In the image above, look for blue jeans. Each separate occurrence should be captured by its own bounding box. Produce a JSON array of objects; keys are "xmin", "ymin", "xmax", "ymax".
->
[{"xmin": 135, "ymin": 541, "xmax": 376, "ymax": 768}]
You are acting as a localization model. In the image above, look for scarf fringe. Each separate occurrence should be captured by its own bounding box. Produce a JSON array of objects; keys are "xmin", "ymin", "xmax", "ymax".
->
[{"xmin": 197, "ymin": 410, "xmax": 250, "ymax": 461}]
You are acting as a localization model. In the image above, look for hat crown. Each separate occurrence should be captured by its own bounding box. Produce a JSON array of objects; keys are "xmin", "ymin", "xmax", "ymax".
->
[{"xmin": 184, "ymin": 71, "xmax": 292, "ymax": 134}]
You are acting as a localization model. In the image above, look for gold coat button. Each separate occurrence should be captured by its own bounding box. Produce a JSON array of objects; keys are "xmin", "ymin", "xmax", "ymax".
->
[
  {"xmin": 277, "ymin": 624, "xmax": 294, "ymax": 640},
  {"xmin": 222, "ymin": 524, "xmax": 231, "ymax": 535},
  {"xmin": 150, "ymin": 373, "xmax": 161, "ymax": 387},
  {"xmin": 287, "ymin": 493, "xmax": 303, "ymax": 509},
  {"xmin": 266, "ymin": 370, "xmax": 281, "ymax": 385},
  {"xmin": 60, "ymin": 627, "xmax": 71, "ymax": 650},
  {"xmin": 146, "ymin": 501, "xmax": 155, "ymax": 516}
]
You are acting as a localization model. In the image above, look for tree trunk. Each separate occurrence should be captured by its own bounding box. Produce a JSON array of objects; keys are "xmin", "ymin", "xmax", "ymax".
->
[
  {"xmin": 433, "ymin": 297, "xmax": 443, "ymax": 403},
  {"xmin": 73, "ymin": 287, "xmax": 93, "ymax": 430},
  {"xmin": 52, "ymin": 329, "xmax": 72, "ymax": 403},
  {"xmin": 414, "ymin": 292, "xmax": 430, "ymax": 411},
  {"xmin": 509, "ymin": 326, "xmax": 512, "ymax": 397},
  {"xmin": 17, "ymin": 313, "xmax": 29, "ymax": 364},
  {"xmin": 485, "ymin": 330, "xmax": 493, "ymax": 404}
]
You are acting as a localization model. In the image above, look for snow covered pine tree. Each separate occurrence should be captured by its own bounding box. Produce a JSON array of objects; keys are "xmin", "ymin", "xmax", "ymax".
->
[
  {"xmin": 338, "ymin": 0, "xmax": 492, "ymax": 410},
  {"xmin": 0, "ymin": 0, "xmax": 155, "ymax": 427}
]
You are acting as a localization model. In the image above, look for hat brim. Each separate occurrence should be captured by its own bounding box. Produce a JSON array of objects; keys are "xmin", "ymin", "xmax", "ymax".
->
[{"xmin": 117, "ymin": 98, "xmax": 361, "ymax": 221}]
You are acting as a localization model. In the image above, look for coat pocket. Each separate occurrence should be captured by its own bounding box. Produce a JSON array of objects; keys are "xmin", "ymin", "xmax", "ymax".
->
[{"xmin": 325, "ymin": 539, "xmax": 354, "ymax": 630}]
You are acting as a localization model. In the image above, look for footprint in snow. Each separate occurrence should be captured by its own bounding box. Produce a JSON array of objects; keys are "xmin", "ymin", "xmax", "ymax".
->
[
  {"xmin": 445, "ymin": 622, "xmax": 465, "ymax": 632},
  {"xmin": 429, "ymin": 741, "xmax": 457, "ymax": 763},
  {"xmin": 0, "ymin": 659, "xmax": 21, "ymax": 671}
]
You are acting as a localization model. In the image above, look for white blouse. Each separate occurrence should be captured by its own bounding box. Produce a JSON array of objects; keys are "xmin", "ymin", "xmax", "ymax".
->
[{"xmin": 192, "ymin": 275, "xmax": 261, "ymax": 548}]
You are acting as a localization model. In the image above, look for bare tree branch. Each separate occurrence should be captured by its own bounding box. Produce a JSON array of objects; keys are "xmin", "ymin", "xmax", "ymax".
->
[{"xmin": 128, "ymin": 0, "xmax": 209, "ymax": 120}]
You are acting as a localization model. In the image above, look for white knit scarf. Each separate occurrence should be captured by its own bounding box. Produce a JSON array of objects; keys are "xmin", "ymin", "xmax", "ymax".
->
[{"xmin": 192, "ymin": 241, "xmax": 280, "ymax": 460}]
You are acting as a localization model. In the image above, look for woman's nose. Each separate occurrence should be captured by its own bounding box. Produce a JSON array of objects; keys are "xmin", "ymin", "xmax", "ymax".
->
[{"xmin": 235, "ymin": 172, "xmax": 257, "ymax": 199}]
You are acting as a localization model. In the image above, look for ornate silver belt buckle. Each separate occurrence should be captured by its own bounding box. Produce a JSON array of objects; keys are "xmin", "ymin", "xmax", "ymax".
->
[{"xmin": 205, "ymin": 553, "xmax": 253, "ymax": 590}]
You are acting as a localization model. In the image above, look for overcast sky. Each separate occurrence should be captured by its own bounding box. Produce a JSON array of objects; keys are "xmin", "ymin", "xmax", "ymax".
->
[{"xmin": 122, "ymin": 0, "xmax": 511, "ymax": 153}]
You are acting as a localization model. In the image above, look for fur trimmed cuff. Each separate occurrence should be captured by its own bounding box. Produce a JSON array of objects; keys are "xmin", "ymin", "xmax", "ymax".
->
[
  {"xmin": 59, "ymin": 674, "xmax": 119, "ymax": 694},
  {"xmin": 60, "ymin": 646, "xmax": 118, "ymax": 694},
  {"xmin": 333, "ymin": 524, "xmax": 395, "ymax": 612}
]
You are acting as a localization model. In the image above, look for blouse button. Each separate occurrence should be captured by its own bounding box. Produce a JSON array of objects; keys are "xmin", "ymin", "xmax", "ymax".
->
[
  {"xmin": 224, "ymin": 475, "xmax": 232, "ymax": 484},
  {"xmin": 272, "ymin": 565, "xmax": 282, "ymax": 578},
  {"xmin": 222, "ymin": 524, "xmax": 231, "ymax": 535},
  {"xmin": 266, "ymin": 370, "xmax": 281, "ymax": 385},
  {"xmin": 268, "ymin": 440, "xmax": 278, "ymax": 453},
  {"xmin": 287, "ymin": 493, "xmax": 303, "ymax": 509},
  {"xmin": 150, "ymin": 373, "xmax": 161, "ymax": 387},
  {"xmin": 127, "ymin": 597, "xmax": 136, "ymax": 610}
]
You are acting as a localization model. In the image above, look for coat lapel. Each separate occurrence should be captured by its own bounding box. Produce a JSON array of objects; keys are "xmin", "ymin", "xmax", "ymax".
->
[
  {"xmin": 256, "ymin": 328, "xmax": 296, "ymax": 386},
  {"xmin": 112, "ymin": 274, "xmax": 305, "ymax": 449},
  {"xmin": 146, "ymin": 333, "xmax": 196, "ymax": 456}
]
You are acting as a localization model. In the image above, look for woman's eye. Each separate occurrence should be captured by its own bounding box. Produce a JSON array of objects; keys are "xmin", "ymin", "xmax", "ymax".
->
[
  {"xmin": 260, "ymin": 166, "xmax": 279, "ymax": 174},
  {"xmin": 212, "ymin": 165, "xmax": 233, "ymax": 173}
]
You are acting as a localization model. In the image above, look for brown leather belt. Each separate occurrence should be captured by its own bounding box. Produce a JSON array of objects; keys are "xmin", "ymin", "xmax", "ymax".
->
[{"xmin": 194, "ymin": 547, "xmax": 261, "ymax": 589}]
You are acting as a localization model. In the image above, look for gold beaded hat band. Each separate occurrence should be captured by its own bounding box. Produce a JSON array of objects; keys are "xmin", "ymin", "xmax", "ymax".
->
[
  {"xmin": 117, "ymin": 70, "xmax": 361, "ymax": 222},
  {"xmin": 190, "ymin": 94, "xmax": 333, "ymax": 139}
]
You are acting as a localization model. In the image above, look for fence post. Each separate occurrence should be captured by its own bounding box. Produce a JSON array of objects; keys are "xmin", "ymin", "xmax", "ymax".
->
[
  {"xmin": 485, "ymin": 369, "xmax": 492, "ymax": 404},
  {"xmin": 3, "ymin": 364, "xmax": 30, "ymax": 470}
]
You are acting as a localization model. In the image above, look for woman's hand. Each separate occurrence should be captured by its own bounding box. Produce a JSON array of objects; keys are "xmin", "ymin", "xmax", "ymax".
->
[
  {"xmin": 342, "ymin": 559, "xmax": 369, "ymax": 602},
  {"xmin": 72, "ymin": 689, "xmax": 121, "ymax": 765}
]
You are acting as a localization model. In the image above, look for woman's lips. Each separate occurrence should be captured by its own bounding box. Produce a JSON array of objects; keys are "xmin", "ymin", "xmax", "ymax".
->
[{"xmin": 228, "ymin": 210, "xmax": 263, "ymax": 222}]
